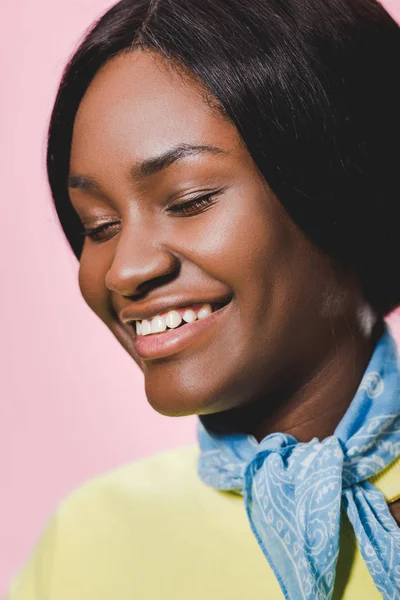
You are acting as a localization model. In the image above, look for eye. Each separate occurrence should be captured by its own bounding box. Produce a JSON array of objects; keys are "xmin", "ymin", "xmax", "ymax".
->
[
  {"xmin": 78, "ymin": 188, "xmax": 226, "ymax": 243},
  {"xmin": 167, "ymin": 190, "xmax": 222, "ymax": 216},
  {"xmin": 80, "ymin": 221, "xmax": 120, "ymax": 243}
]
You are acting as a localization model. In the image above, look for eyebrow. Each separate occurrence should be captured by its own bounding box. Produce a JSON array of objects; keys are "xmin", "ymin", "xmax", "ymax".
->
[{"xmin": 67, "ymin": 143, "xmax": 228, "ymax": 193}]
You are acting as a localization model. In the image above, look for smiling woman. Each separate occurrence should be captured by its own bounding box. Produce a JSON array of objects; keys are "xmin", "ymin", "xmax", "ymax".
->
[{"xmin": 5, "ymin": 0, "xmax": 400, "ymax": 599}]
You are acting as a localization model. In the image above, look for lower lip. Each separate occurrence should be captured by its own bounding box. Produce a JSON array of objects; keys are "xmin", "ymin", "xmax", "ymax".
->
[{"xmin": 133, "ymin": 302, "xmax": 232, "ymax": 360}]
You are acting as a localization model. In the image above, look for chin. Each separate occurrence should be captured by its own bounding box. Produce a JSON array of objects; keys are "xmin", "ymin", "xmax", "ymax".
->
[
  {"xmin": 141, "ymin": 345, "xmax": 250, "ymax": 418},
  {"xmin": 143, "ymin": 374, "xmax": 225, "ymax": 418},
  {"xmin": 145, "ymin": 390, "xmax": 203, "ymax": 418}
]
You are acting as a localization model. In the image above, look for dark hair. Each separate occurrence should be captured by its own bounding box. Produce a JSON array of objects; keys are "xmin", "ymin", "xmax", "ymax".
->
[{"xmin": 47, "ymin": 0, "xmax": 400, "ymax": 316}]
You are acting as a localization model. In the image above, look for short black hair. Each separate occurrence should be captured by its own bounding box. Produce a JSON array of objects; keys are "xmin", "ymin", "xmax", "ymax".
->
[{"xmin": 47, "ymin": 0, "xmax": 400, "ymax": 316}]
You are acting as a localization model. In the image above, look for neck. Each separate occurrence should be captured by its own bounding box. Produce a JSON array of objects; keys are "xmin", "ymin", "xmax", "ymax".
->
[{"xmin": 201, "ymin": 316, "xmax": 384, "ymax": 443}]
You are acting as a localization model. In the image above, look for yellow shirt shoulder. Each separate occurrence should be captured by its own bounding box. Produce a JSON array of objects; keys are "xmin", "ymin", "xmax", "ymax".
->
[{"xmin": 5, "ymin": 445, "xmax": 400, "ymax": 600}]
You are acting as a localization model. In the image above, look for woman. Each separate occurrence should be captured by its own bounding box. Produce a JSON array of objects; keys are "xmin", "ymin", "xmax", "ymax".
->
[{"xmin": 6, "ymin": 0, "xmax": 400, "ymax": 598}]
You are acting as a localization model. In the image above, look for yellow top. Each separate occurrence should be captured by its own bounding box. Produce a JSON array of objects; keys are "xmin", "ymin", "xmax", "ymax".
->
[{"xmin": 5, "ymin": 444, "xmax": 400, "ymax": 600}]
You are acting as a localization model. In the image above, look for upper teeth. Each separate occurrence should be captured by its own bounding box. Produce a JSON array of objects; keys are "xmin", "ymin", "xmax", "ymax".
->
[{"xmin": 135, "ymin": 304, "xmax": 213, "ymax": 335}]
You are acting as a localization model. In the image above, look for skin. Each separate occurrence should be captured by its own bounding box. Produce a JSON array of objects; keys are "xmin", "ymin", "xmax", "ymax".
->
[{"xmin": 68, "ymin": 49, "xmax": 400, "ymax": 523}]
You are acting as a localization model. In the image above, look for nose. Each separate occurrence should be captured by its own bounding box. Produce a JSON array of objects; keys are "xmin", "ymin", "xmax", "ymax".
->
[{"xmin": 104, "ymin": 227, "xmax": 179, "ymax": 297}]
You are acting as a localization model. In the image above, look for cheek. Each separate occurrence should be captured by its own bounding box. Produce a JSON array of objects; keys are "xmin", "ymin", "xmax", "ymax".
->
[
  {"xmin": 171, "ymin": 185, "xmax": 277, "ymax": 284},
  {"xmin": 187, "ymin": 184, "xmax": 344, "ymax": 330}
]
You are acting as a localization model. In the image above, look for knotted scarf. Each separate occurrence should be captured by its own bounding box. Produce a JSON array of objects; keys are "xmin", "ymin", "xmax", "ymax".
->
[{"xmin": 197, "ymin": 323, "xmax": 400, "ymax": 599}]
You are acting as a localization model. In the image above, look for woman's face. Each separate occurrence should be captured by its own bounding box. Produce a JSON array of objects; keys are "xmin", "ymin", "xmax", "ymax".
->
[{"xmin": 69, "ymin": 50, "xmax": 360, "ymax": 422}]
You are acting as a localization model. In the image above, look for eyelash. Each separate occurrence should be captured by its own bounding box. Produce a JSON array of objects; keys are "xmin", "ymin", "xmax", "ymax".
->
[{"xmin": 80, "ymin": 192, "xmax": 219, "ymax": 243}]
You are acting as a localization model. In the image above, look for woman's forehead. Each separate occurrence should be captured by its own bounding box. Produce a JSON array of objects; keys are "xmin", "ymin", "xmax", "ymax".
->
[
  {"xmin": 72, "ymin": 51, "xmax": 236, "ymax": 155},
  {"xmin": 69, "ymin": 51, "xmax": 246, "ymax": 194}
]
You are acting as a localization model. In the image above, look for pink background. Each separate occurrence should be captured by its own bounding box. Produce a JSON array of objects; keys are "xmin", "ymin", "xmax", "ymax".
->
[{"xmin": 2, "ymin": 0, "xmax": 400, "ymax": 595}]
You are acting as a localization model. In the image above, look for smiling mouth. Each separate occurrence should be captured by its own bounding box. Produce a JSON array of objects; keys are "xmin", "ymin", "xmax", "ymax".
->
[
  {"xmin": 130, "ymin": 297, "xmax": 233, "ymax": 360},
  {"xmin": 132, "ymin": 300, "xmax": 230, "ymax": 337}
]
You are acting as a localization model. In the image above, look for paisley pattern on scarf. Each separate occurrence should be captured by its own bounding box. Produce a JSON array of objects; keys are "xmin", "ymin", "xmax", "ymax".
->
[{"xmin": 197, "ymin": 324, "xmax": 400, "ymax": 599}]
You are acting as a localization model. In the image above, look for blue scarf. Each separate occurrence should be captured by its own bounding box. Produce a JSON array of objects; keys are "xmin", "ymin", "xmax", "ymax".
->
[{"xmin": 197, "ymin": 323, "xmax": 400, "ymax": 599}]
